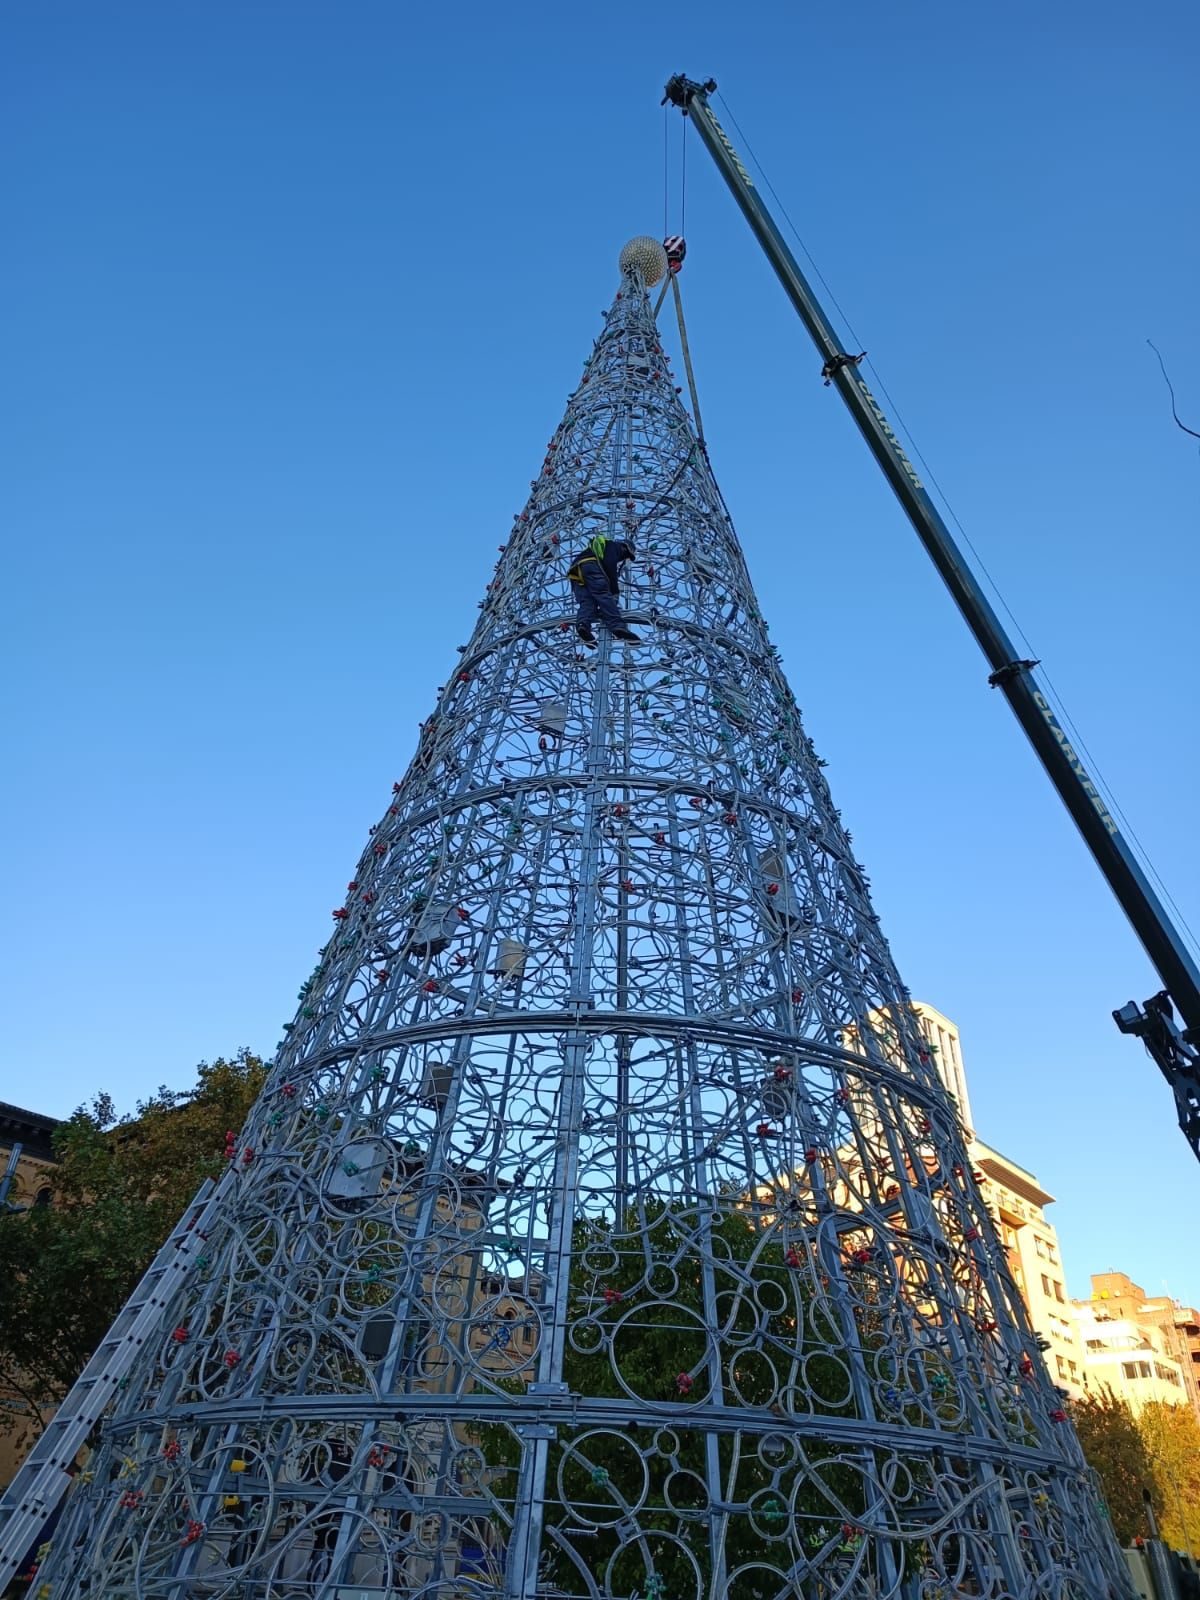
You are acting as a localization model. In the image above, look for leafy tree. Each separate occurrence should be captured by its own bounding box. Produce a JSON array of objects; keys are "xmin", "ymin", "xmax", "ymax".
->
[
  {"xmin": 1072, "ymin": 1389, "xmax": 1200, "ymax": 1553},
  {"xmin": 0, "ymin": 1050, "xmax": 265, "ymax": 1459},
  {"xmin": 1138, "ymin": 1400, "xmax": 1200, "ymax": 1554},
  {"xmin": 481, "ymin": 1201, "xmax": 877, "ymax": 1597},
  {"xmin": 1070, "ymin": 1389, "xmax": 1159, "ymax": 1544}
]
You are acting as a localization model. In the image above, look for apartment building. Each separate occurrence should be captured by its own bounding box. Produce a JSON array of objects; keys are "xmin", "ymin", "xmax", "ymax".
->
[
  {"xmin": 1073, "ymin": 1272, "xmax": 1197, "ymax": 1419},
  {"xmin": 968, "ymin": 1137, "xmax": 1087, "ymax": 1399},
  {"xmin": 0, "ymin": 1100, "xmax": 59, "ymax": 1211},
  {"xmin": 904, "ymin": 1005, "xmax": 1088, "ymax": 1399}
]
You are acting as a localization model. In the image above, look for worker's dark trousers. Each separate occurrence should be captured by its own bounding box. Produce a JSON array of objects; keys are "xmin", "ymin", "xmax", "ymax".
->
[{"xmin": 574, "ymin": 562, "xmax": 623, "ymax": 632}]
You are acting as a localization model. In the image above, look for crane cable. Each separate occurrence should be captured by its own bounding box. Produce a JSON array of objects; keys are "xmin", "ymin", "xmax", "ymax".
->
[
  {"xmin": 1147, "ymin": 339, "xmax": 1200, "ymax": 447},
  {"xmin": 680, "ymin": 101, "xmax": 687, "ymax": 236},
  {"xmin": 654, "ymin": 109, "xmax": 684, "ymax": 320},
  {"xmin": 671, "ymin": 273, "xmax": 705, "ymax": 446},
  {"xmin": 663, "ymin": 104, "xmax": 670, "ymax": 240},
  {"xmin": 659, "ymin": 113, "xmax": 704, "ymax": 441}
]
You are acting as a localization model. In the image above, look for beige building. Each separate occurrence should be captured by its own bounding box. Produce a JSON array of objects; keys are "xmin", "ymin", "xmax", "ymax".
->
[
  {"xmin": 910, "ymin": 1002, "xmax": 975, "ymax": 1136},
  {"xmin": 1073, "ymin": 1272, "xmax": 1198, "ymax": 1419},
  {"xmin": 968, "ymin": 1139, "xmax": 1087, "ymax": 1399},
  {"xmin": 905, "ymin": 1005, "xmax": 1088, "ymax": 1399},
  {"xmin": 837, "ymin": 1004, "xmax": 1088, "ymax": 1398},
  {"xmin": 0, "ymin": 1100, "xmax": 59, "ymax": 1211},
  {"xmin": 907, "ymin": 1007, "xmax": 1200, "ymax": 1416}
]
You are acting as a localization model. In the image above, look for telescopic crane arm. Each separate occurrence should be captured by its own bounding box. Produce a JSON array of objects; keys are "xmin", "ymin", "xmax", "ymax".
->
[{"xmin": 663, "ymin": 72, "xmax": 1200, "ymax": 1160}]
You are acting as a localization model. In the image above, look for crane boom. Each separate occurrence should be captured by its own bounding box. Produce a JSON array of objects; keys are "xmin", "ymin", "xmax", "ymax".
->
[{"xmin": 663, "ymin": 72, "xmax": 1200, "ymax": 1158}]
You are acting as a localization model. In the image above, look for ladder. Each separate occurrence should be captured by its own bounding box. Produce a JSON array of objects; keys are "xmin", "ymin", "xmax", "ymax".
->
[{"xmin": 0, "ymin": 1170, "xmax": 233, "ymax": 1589}]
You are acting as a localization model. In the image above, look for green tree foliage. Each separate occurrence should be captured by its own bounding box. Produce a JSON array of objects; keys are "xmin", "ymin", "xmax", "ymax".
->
[
  {"xmin": 1138, "ymin": 1400, "xmax": 1200, "ymax": 1554},
  {"xmin": 1072, "ymin": 1387, "xmax": 1200, "ymax": 1553},
  {"xmin": 0, "ymin": 1051, "xmax": 265, "ymax": 1456},
  {"xmin": 481, "ymin": 1202, "xmax": 870, "ymax": 1597},
  {"xmin": 1071, "ymin": 1390, "xmax": 1157, "ymax": 1544}
]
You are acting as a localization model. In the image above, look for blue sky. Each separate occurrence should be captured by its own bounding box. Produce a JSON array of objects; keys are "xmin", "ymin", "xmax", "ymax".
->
[{"xmin": 3, "ymin": 1, "xmax": 1197, "ymax": 1307}]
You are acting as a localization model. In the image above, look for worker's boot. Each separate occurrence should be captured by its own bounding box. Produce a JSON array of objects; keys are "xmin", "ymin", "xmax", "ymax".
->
[
  {"xmin": 612, "ymin": 626, "xmax": 641, "ymax": 642},
  {"xmin": 576, "ymin": 623, "xmax": 597, "ymax": 647}
]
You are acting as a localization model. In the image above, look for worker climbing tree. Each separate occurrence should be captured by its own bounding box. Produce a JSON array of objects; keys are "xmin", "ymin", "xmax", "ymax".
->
[{"xmin": 567, "ymin": 531, "xmax": 639, "ymax": 645}]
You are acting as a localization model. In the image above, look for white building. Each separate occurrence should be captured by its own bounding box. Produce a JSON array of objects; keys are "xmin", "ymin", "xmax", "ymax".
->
[{"xmin": 1072, "ymin": 1302, "xmax": 1188, "ymax": 1413}]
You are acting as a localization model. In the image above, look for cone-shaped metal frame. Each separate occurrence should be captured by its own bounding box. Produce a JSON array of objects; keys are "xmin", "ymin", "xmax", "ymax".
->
[{"xmin": 36, "ymin": 261, "xmax": 1129, "ymax": 1600}]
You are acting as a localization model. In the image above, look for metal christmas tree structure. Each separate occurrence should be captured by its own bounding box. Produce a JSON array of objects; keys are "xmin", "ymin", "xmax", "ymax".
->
[{"xmin": 32, "ymin": 238, "xmax": 1130, "ymax": 1600}]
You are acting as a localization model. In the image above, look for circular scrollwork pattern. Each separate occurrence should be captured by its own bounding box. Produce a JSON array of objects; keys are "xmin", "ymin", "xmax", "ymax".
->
[{"xmin": 35, "ymin": 264, "xmax": 1129, "ymax": 1600}]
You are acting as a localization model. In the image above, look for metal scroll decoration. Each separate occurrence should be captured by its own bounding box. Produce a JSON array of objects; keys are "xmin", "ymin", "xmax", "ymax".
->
[{"xmin": 36, "ymin": 249, "xmax": 1130, "ymax": 1599}]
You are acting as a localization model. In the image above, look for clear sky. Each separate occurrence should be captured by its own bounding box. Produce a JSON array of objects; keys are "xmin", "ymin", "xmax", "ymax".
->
[{"xmin": 3, "ymin": 1, "xmax": 1197, "ymax": 1308}]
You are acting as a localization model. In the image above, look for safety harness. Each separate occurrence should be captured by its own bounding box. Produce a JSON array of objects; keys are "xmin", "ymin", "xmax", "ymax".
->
[{"xmin": 567, "ymin": 534, "xmax": 608, "ymax": 585}]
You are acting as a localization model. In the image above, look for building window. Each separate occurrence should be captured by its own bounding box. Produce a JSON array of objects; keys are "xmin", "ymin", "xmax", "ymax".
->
[
  {"xmin": 34, "ymin": 1187, "xmax": 52, "ymax": 1208},
  {"xmin": 1056, "ymin": 1356, "xmax": 1068, "ymax": 1378},
  {"xmin": 1035, "ymin": 1237, "xmax": 1046, "ymax": 1258},
  {"xmin": 1041, "ymin": 1274, "xmax": 1052, "ymax": 1298},
  {"xmin": 1047, "ymin": 1244, "xmax": 1059, "ymax": 1265},
  {"xmin": 1053, "ymin": 1280, "xmax": 1065, "ymax": 1304},
  {"xmin": 1068, "ymin": 1361, "xmax": 1079, "ymax": 1380}
]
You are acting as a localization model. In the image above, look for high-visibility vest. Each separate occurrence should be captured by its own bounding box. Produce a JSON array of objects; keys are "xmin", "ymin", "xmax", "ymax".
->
[{"xmin": 567, "ymin": 536, "xmax": 608, "ymax": 585}]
